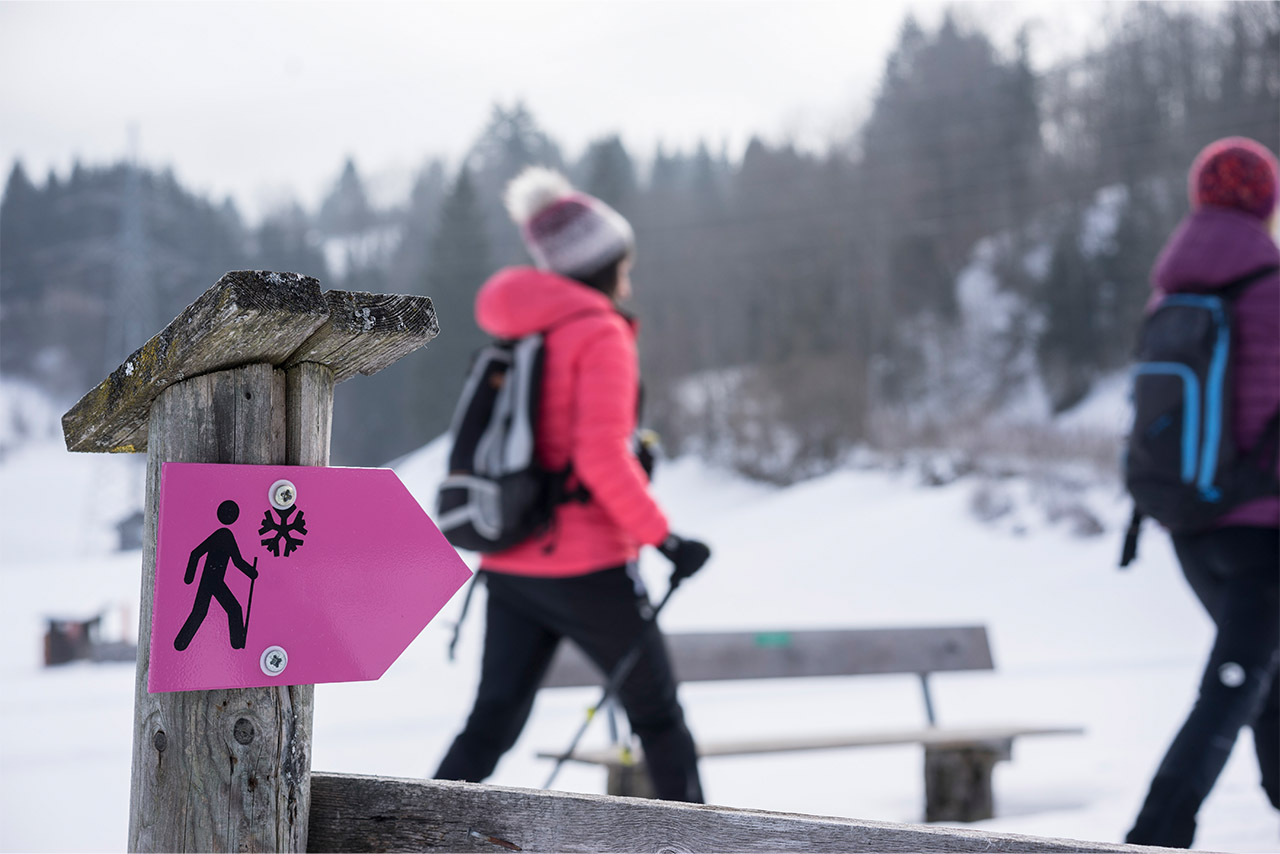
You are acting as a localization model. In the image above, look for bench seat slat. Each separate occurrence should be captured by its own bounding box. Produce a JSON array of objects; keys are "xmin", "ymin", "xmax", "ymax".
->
[
  {"xmin": 541, "ymin": 626, "xmax": 995, "ymax": 689},
  {"xmin": 539, "ymin": 725, "xmax": 1085, "ymax": 768}
]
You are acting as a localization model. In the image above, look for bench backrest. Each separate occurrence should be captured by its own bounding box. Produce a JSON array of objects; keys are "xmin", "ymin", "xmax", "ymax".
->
[{"xmin": 541, "ymin": 625, "xmax": 993, "ymax": 689}]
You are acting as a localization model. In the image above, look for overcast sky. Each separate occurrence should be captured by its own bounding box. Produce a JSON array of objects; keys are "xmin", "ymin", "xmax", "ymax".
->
[{"xmin": 1, "ymin": 1, "xmax": 1106, "ymax": 222}]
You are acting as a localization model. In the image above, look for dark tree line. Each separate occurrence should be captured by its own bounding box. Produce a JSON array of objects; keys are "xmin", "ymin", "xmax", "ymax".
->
[
  {"xmin": 0, "ymin": 163, "xmax": 257, "ymax": 398},
  {"xmin": 1031, "ymin": 2, "xmax": 1280, "ymax": 410},
  {"xmin": 2, "ymin": 3, "xmax": 1276, "ymax": 473}
]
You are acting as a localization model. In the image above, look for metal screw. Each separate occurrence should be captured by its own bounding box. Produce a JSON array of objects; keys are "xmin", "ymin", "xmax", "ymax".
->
[
  {"xmin": 268, "ymin": 479, "xmax": 297, "ymax": 511},
  {"xmin": 260, "ymin": 645, "xmax": 288, "ymax": 677}
]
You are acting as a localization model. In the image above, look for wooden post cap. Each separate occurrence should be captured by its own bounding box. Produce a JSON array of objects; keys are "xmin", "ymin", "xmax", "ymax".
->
[
  {"xmin": 285, "ymin": 289, "xmax": 441, "ymax": 383},
  {"xmin": 62, "ymin": 271, "xmax": 438, "ymax": 454}
]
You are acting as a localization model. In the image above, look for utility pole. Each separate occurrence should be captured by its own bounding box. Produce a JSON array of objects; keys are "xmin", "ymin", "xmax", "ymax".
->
[{"xmin": 108, "ymin": 124, "xmax": 153, "ymax": 373}]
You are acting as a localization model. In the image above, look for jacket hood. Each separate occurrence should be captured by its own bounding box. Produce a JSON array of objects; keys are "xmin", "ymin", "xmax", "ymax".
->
[
  {"xmin": 1153, "ymin": 207, "xmax": 1280, "ymax": 294},
  {"xmin": 475, "ymin": 266, "xmax": 616, "ymax": 339}
]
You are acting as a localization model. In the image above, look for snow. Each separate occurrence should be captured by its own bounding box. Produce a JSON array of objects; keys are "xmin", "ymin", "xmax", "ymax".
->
[
  {"xmin": 1055, "ymin": 371, "xmax": 1132, "ymax": 436},
  {"xmin": 2, "ymin": 385, "xmax": 1278, "ymax": 853},
  {"xmin": 1080, "ymin": 185, "xmax": 1128, "ymax": 257},
  {"xmin": 0, "ymin": 378, "xmax": 64, "ymax": 451},
  {"xmin": 320, "ymin": 225, "xmax": 401, "ymax": 280}
]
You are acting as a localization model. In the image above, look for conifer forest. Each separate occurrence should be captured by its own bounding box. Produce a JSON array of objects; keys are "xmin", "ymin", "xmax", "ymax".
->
[{"xmin": 2, "ymin": 4, "xmax": 1277, "ymax": 476}]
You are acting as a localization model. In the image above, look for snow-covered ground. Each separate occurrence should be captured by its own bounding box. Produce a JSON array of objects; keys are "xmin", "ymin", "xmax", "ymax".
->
[{"xmin": 1, "ymin": 380, "xmax": 1277, "ymax": 853}]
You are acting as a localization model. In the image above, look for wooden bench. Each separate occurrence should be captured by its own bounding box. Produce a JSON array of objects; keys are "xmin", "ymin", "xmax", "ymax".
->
[
  {"xmin": 42, "ymin": 611, "xmax": 136, "ymax": 666},
  {"xmin": 535, "ymin": 625, "xmax": 1083, "ymax": 822}
]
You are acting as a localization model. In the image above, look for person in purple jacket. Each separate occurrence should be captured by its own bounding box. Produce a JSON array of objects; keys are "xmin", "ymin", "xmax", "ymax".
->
[{"xmin": 1127, "ymin": 137, "xmax": 1280, "ymax": 848}]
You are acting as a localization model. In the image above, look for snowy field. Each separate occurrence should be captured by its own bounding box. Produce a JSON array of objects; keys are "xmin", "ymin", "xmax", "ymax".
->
[{"xmin": 1, "ymin": 380, "xmax": 1277, "ymax": 853}]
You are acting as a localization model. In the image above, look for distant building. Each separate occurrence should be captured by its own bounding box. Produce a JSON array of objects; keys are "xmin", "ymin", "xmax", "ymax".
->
[{"xmin": 116, "ymin": 509, "xmax": 145, "ymax": 551}]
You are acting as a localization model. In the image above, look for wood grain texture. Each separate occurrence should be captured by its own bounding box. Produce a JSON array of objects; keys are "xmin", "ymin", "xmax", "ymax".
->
[
  {"xmin": 306, "ymin": 772, "xmax": 1179, "ymax": 853},
  {"xmin": 63, "ymin": 271, "xmax": 327, "ymax": 454},
  {"xmin": 284, "ymin": 290, "xmax": 438, "ymax": 383},
  {"xmin": 129, "ymin": 364, "xmax": 312, "ymax": 853},
  {"xmin": 286, "ymin": 362, "xmax": 335, "ymax": 469},
  {"xmin": 541, "ymin": 627, "xmax": 995, "ymax": 688}
]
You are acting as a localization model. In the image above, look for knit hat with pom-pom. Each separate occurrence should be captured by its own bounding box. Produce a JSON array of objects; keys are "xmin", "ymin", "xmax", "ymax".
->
[
  {"xmin": 1189, "ymin": 136, "xmax": 1279, "ymax": 221},
  {"xmin": 504, "ymin": 167, "xmax": 634, "ymax": 279}
]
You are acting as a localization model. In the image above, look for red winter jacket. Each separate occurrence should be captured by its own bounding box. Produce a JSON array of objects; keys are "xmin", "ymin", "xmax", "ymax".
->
[{"xmin": 473, "ymin": 267, "xmax": 670, "ymax": 576}]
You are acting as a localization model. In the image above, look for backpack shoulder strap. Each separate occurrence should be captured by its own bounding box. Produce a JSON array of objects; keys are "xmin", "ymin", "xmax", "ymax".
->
[
  {"xmin": 1246, "ymin": 409, "xmax": 1280, "ymax": 472},
  {"xmin": 1119, "ymin": 506, "xmax": 1143, "ymax": 569},
  {"xmin": 1216, "ymin": 264, "xmax": 1279, "ymax": 300}
]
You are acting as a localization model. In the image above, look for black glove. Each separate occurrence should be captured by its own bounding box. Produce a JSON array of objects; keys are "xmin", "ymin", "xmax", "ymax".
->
[{"xmin": 659, "ymin": 533, "xmax": 711, "ymax": 585}]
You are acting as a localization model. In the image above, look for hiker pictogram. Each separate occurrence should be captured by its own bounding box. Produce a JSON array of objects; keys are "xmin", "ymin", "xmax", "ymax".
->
[{"xmin": 174, "ymin": 499, "xmax": 259, "ymax": 652}]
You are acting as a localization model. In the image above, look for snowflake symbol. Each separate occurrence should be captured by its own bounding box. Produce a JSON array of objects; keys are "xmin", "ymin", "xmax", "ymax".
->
[{"xmin": 259, "ymin": 505, "xmax": 307, "ymax": 557}]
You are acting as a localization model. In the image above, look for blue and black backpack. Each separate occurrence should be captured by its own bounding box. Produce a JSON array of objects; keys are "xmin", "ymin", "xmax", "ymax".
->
[{"xmin": 1120, "ymin": 265, "xmax": 1280, "ymax": 566}]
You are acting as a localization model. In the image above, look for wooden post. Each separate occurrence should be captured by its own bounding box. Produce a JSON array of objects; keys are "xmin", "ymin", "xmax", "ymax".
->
[
  {"xmin": 62, "ymin": 271, "xmax": 437, "ymax": 853},
  {"xmin": 130, "ymin": 363, "xmax": 303, "ymax": 851},
  {"xmin": 924, "ymin": 742, "xmax": 1009, "ymax": 822}
]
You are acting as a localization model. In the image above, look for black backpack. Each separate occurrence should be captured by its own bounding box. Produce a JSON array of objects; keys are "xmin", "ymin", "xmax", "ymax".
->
[
  {"xmin": 435, "ymin": 309, "xmax": 609, "ymax": 552},
  {"xmin": 1120, "ymin": 265, "xmax": 1280, "ymax": 566},
  {"xmin": 435, "ymin": 334, "xmax": 563, "ymax": 552}
]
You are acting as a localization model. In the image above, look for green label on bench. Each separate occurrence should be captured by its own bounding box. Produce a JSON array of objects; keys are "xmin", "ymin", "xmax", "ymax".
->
[{"xmin": 753, "ymin": 632, "xmax": 793, "ymax": 648}]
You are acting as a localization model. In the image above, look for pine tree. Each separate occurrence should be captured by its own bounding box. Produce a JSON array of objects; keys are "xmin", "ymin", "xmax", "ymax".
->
[
  {"xmin": 317, "ymin": 157, "xmax": 374, "ymax": 237},
  {"xmin": 419, "ymin": 168, "xmax": 492, "ymax": 439},
  {"xmin": 329, "ymin": 160, "xmax": 450, "ymax": 464},
  {"xmin": 577, "ymin": 135, "xmax": 637, "ymax": 216},
  {"xmin": 1095, "ymin": 184, "xmax": 1168, "ymax": 370},
  {"xmin": 0, "ymin": 163, "xmax": 43, "ymax": 376},
  {"xmin": 1001, "ymin": 27, "xmax": 1043, "ymax": 229},
  {"xmin": 1038, "ymin": 209, "xmax": 1101, "ymax": 412},
  {"xmin": 387, "ymin": 160, "xmax": 447, "ymax": 299},
  {"xmin": 252, "ymin": 202, "xmax": 329, "ymax": 280},
  {"xmin": 465, "ymin": 102, "xmax": 564, "ymax": 267}
]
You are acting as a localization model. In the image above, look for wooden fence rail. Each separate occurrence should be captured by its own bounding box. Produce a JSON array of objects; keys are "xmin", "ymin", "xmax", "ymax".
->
[{"xmin": 307, "ymin": 773, "xmax": 1183, "ymax": 854}]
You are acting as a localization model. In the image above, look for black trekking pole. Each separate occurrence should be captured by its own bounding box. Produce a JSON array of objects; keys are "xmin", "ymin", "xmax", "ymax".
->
[
  {"xmin": 541, "ymin": 576, "xmax": 685, "ymax": 790},
  {"xmin": 243, "ymin": 558, "xmax": 259, "ymax": 640}
]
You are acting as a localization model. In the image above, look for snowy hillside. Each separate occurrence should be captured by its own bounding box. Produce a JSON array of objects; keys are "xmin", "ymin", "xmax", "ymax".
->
[{"xmin": 1, "ymin": 381, "xmax": 1277, "ymax": 852}]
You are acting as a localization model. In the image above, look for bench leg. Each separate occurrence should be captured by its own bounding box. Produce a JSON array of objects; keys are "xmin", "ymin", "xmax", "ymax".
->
[
  {"xmin": 923, "ymin": 742, "xmax": 1010, "ymax": 823},
  {"xmin": 606, "ymin": 761, "xmax": 656, "ymax": 799}
]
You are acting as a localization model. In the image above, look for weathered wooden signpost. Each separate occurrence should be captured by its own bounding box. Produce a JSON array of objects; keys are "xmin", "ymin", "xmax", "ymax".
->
[{"xmin": 62, "ymin": 271, "xmax": 457, "ymax": 852}]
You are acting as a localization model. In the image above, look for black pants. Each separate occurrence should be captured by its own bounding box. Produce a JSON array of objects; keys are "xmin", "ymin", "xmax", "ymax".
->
[
  {"xmin": 1128, "ymin": 526, "xmax": 1280, "ymax": 848},
  {"xmin": 435, "ymin": 565, "xmax": 704, "ymax": 802},
  {"xmin": 174, "ymin": 578, "xmax": 246, "ymax": 651}
]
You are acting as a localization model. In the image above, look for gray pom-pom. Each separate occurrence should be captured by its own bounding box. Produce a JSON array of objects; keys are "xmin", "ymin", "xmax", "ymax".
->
[{"xmin": 504, "ymin": 167, "xmax": 574, "ymax": 224}]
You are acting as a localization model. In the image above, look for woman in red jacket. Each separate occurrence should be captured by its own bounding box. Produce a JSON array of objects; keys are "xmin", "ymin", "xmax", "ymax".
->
[{"xmin": 434, "ymin": 167, "xmax": 710, "ymax": 802}]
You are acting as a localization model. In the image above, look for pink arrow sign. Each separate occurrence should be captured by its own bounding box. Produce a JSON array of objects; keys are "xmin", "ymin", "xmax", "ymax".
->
[{"xmin": 150, "ymin": 463, "xmax": 472, "ymax": 693}]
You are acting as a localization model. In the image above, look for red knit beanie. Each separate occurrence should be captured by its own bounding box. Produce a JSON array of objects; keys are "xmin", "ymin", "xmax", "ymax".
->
[{"xmin": 1189, "ymin": 136, "xmax": 1279, "ymax": 221}]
